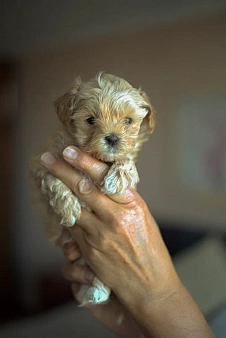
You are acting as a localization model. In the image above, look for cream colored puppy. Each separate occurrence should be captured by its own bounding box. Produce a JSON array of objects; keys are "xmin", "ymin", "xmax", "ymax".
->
[{"xmin": 30, "ymin": 72, "xmax": 156, "ymax": 306}]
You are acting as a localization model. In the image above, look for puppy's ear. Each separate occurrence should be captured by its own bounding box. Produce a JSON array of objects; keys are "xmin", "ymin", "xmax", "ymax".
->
[
  {"xmin": 140, "ymin": 91, "xmax": 156, "ymax": 134},
  {"xmin": 54, "ymin": 78, "xmax": 82, "ymax": 125}
]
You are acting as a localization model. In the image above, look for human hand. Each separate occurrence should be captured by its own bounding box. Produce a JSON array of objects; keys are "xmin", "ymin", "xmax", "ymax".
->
[
  {"xmin": 63, "ymin": 243, "xmax": 145, "ymax": 338},
  {"xmin": 41, "ymin": 147, "xmax": 178, "ymax": 304},
  {"xmin": 41, "ymin": 147, "xmax": 214, "ymax": 338}
]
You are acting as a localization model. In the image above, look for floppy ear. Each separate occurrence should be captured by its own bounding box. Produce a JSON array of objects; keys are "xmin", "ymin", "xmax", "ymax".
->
[
  {"xmin": 140, "ymin": 91, "xmax": 156, "ymax": 134},
  {"xmin": 54, "ymin": 78, "xmax": 82, "ymax": 125}
]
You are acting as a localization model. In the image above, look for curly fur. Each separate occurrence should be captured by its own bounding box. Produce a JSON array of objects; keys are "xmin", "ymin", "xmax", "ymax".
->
[{"xmin": 29, "ymin": 72, "xmax": 156, "ymax": 306}]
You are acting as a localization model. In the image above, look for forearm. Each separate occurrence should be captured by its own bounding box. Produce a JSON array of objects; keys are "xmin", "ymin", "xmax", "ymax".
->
[{"xmin": 119, "ymin": 280, "xmax": 214, "ymax": 338}]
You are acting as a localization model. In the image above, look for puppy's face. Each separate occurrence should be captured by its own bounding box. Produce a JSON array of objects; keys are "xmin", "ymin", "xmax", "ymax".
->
[
  {"xmin": 71, "ymin": 99, "xmax": 149, "ymax": 162},
  {"xmin": 55, "ymin": 73, "xmax": 156, "ymax": 162}
]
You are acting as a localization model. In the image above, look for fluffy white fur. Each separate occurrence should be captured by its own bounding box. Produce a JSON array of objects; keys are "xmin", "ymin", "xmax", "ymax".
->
[{"xmin": 29, "ymin": 72, "xmax": 156, "ymax": 306}]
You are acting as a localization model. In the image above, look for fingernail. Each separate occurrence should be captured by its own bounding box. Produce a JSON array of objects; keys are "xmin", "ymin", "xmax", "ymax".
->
[
  {"xmin": 84, "ymin": 268, "xmax": 95, "ymax": 283},
  {"xmin": 41, "ymin": 152, "xmax": 56, "ymax": 166},
  {"xmin": 63, "ymin": 147, "xmax": 78, "ymax": 160}
]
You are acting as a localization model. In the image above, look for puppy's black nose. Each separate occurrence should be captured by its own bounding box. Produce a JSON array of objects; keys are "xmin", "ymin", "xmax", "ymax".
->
[{"xmin": 105, "ymin": 134, "xmax": 119, "ymax": 147}]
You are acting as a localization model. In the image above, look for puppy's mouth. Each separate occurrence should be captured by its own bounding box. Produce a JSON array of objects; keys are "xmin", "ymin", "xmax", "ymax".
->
[
  {"xmin": 99, "ymin": 147, "xmax": 129, "ymax": 163},
  {"xmin": 94, "ymin": 145, "xmax": 123, "ymax": 163},
  {"xmin": 95, "ymin": 148, "xmax": 128, "ymax": 163}
]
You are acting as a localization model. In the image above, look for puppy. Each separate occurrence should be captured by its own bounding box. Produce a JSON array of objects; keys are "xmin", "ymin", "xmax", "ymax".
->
[{"xmin": 29, "ymin": 72, "xmax": 156, "ymax": 306}]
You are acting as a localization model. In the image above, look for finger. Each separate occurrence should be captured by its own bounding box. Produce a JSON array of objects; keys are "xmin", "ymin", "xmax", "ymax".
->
[
  {"xmin": 69, "ymin": 208, "xmax": 104, "ymax": 246},
  {"xmin": 62, "ymin": 146, "xmax": 109, "ymax": 187},
  {"xmin": 75, "ymin": 206, "xmax": 103, "ymax": 229},
  {"xmin": 63, "ymin": 242, "xmax": 81, "ymax": 261},
  {"xmin": 41, "ymin": 152, "xmax": 116, "ymax": 215},
  {"xmin": 62, "ymin": 146, "xmax": 139, "ymax": 204},
  {"xmin": 62, "ymin": 261, "xmax": 95, "ymax": 285},
  {"xmin": 68, "ymin": 207, "xmax": 109, "ymax": 243}
]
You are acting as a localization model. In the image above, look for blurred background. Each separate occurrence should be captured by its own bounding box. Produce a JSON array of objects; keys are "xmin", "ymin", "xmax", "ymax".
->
[{"xmin": 0, "ymin": 0, "xmax": 226, "ymax": 336}]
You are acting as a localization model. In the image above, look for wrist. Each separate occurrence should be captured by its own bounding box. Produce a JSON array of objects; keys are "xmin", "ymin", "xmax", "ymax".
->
[
  {"xmin": 122, "ymin": 275, "xmax": 182, "ymax": 314},
  {"xmin": 113, "ymin": 277, "xmax": 180, "ymax": 338},
  {"xmin": 117, "ymin": 280, "xmax": 214, "ymax": 338},
  {"xmin": 113, "ymin": 259, "xmax": 181, "ymax": 313}
]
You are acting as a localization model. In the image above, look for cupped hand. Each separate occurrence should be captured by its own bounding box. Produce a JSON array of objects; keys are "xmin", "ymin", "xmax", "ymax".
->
[
  {"xmin": 41, "ymin": 147, "xmax": 214, "ymax": 338},
  {"xmin": 41, "ymin": 146, "xmax": 179, "ymax": 304}
]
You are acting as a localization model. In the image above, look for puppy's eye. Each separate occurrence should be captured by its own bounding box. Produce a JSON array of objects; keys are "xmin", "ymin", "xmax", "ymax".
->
[
  {"xmin": 86, "ymin": 117, "xmax": 95, "ymax": 125},
  {"xmin": 125, "ymin": 117, "xmax": 133, "ymax": 125}
]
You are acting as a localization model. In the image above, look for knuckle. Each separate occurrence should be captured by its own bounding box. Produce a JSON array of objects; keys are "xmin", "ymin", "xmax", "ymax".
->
[
  {"xmin": 111, "ymin": 203, "xmax": 145, "ymax": 230},
  {"xmin": 79, "ymin": 155, "xmax": 93, "ymax": 171},
  {"xmin": 77, "ymin": 154, "xmax": 109, "ymax": 185},
  {"xmin": 77, "ymin": 178, "xmax": 93, "ymax": 195},
  {"xmin": 96, "ymin": 231, "xmax": 107, "ymax": 247},
  {"xmin": 71, "ymin": 177, "xmax": 80, "ymax": 193},
  {"xmin": 85, "ymin": 230, "xmax": 100, "ymax": 246},
  {"xmin": 71, "ymin": 264, "xmax": 85, "ymax": 283},
  {"xmin": 70, "ymin": 176, "xmax": 85, "ymax": 195},
  {"xmin": 73, "ymin": 247, "xmax": 81, "ymax": 259},
  {"xmin": 74, "ymin": 154, "xmax": 95, "ymax": 174},
  {"xmin": 86, "ymin": 230, "xmax": 109, "ymax": 252},
  {"xmin": 135, "ymin": 198, "xmax": 147, "ymax": 214},
  {"xmin": 66, "ymin": 248, "xmax": 81, "ymax": 261},
  {"xmin": 62, "ymin": 262, "xmax": 85, "ymax": 284},
  {"xmin": 79, "ymin": 154, "xmax": 108, "ymax": 174},
  {"xmin": 127, "ymin": 191, "xmax": 145, "ymax": 209}
]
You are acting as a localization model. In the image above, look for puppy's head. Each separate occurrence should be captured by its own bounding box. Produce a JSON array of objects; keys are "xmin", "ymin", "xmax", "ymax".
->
[{"xmin": 55, "ymin": 72, "xmax": 156, "ymax": 162}]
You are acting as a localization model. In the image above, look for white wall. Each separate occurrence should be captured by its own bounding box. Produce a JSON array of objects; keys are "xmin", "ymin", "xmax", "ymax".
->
[{"xmin": 14, "ymin": 12, "xmax": 226, "ymax": 306}]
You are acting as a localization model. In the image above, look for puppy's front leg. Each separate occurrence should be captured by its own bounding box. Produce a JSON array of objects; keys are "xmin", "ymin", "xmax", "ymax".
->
[
  {"xmin": 102, "ymin": 161, "xmax": 139, "ymax": 195},
  {"xmin": 41, "ymin": 172, "xmax": 81, "ymax": 226}
]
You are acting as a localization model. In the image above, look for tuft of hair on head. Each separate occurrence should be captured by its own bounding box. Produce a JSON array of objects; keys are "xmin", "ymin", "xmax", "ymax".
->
[{"xmin": 96, "ymin": 71, "xmax": 117, "ymax": 83}]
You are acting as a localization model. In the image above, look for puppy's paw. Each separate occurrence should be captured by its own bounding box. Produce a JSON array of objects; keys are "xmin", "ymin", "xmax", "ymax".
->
[
  {"xmin": 75, "ymin": 277, "xmax": 111, "ymax": 306},
  {"xmin": 59, "ymin": 194, "xmax": 81, "ymax": 227},
  {"xmin": 102, "ymin": 161, "xmax": 139, "ymax": 194},
  {"xmin": 59, "ymin": 194, "xmax": 81, "ymax": 226},
  {"xmin": 42, "ymin": 175, "xmax": 81, "ymax": 227}
]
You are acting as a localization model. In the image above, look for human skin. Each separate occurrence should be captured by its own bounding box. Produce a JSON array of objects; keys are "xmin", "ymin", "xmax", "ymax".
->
[{"xmin": 41, "ymin": 147, "xmax": 214, "ymax": 338}]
